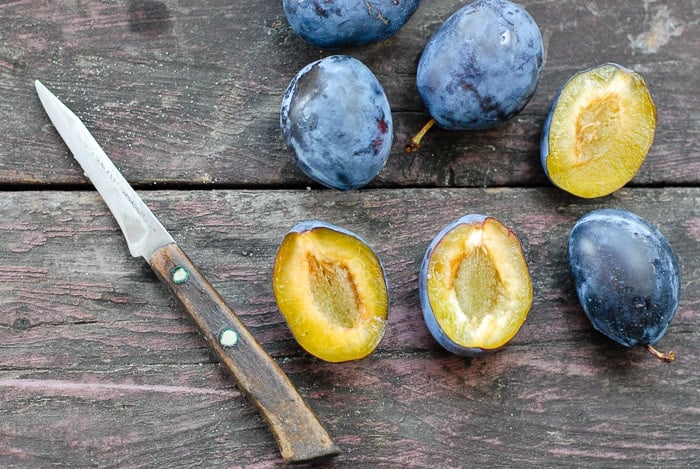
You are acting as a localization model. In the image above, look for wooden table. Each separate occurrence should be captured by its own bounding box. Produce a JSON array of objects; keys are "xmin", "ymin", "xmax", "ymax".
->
[{"xmin": 1, "ymin": 1, "xmax": 698, "ymax": 467}]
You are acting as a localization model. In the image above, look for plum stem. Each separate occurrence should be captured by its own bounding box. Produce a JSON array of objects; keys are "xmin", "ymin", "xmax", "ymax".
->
[
  {"xmin": 645, "ymin": 344, "xmax": 675, "ymax": 363},
  {"xmin": 405, "ymin": 118, "xmax": 436, "ymax": 153}
]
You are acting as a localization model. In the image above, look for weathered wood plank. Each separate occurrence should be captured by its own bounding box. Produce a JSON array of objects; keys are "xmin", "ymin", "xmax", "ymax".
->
[
  {"xmin": 1, "ymin": 0, "xmax": 698, "ymax": 467},
  {"xmin": 1, "ymin": 188, "xmax": 697, "ymax": 466},
  {"xmin": 1, "ymin": 0, "xmax": 698, "ymax": 187}
]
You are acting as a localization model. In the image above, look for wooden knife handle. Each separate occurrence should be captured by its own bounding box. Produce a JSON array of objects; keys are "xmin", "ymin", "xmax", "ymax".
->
[{"xmin": 148, "ymin": 243, "xmax": 339, "ymax": 463}]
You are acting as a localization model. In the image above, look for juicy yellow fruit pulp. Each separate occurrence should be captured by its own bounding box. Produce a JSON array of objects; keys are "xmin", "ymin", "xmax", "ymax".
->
[
  {"xmin": 545, "ymin": 64, "xmax": 656, "ymax": 198},
  {"xmin": 426, "ymin": 218, "xmax": 532, "ymax": 350},
  {"xmin": 273, "ymin": 227, "xmax": 388, "ymax": 362}
]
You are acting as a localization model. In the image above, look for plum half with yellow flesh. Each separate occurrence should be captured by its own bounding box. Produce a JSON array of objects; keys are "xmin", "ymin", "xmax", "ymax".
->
[
  {"xmin": 272, "ymin": 221, "xmax": 389, "ymax": 363},
  {"xmin": 419, "ymin": 215, "xmax": 532, "ymax": 356},
  {"xmin": 541, "ymin": 63, "xmax": 657, "ymax": 198}
]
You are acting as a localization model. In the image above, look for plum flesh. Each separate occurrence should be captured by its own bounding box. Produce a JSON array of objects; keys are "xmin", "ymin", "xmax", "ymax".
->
[
  {"xmin": 541, "ymin": 63, "xmax": 657, "ymax": 198},
  {"xmin": 283, "ymin": 0, "xmax": 421, "ymax": 49},
  {"xmin": 280, "ymin": 55, "xmax": 393, "ymax": 190},
  {"xmin": 567, "ymin": 209, "xmax": 680, "ymax": 362},
  {"xmin": 415, "ymin": 0, "xmax": 543, "ymax": 131},
  {"xmin": 272, "ymin": 221, "xmax": 389, "ymax": 362},
  {"xmin": 419, "ymin": 215, "xmax": 532, "ymax": 356}
]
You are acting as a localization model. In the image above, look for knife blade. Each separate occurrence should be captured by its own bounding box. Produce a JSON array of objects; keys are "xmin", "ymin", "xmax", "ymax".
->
[{"xmin": 34, "ymin": 80, "xmax": 339, "ymax": 463}]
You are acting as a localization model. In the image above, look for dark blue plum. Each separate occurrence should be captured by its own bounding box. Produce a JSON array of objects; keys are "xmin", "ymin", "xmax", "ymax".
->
[
  {"xmin": 416, "ymin": 0, "xmax": 543, "ymax": 130},
  {"xmin": 280, "ymin": 55, "xmax": 393, "ymax": 190},
  {"xmin": 567, "ymin": 209, "xmax": 681, "ymax": 362},
  {"xmin": 283, "ymin": 0, "xmax": 421, "ymax": 49}
]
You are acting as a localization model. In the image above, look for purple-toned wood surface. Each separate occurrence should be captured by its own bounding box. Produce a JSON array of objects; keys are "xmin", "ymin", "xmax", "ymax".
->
[{"xmin": 1, "ymin": 1, "xmax": 698, "ymax": 467}]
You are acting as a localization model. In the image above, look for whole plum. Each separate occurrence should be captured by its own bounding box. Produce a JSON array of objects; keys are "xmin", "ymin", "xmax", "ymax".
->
[
  {"xmin": 280, "ymin": 55, "xmax": 393, "ymax": 190},
  {"xmin": 282, "ymin": 0, "xmax": 421, "ymax": 49},
  {"xmin": 415, "ymin": 0, "xmax": 543, "ymax": 131},
  {"xmin": 568, "ymin": 209, "xmax": 681, "ymax": 362}
]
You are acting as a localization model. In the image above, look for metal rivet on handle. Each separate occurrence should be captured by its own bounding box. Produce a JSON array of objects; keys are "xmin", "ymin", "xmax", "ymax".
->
[
  {"xmin": 219, "ymin": 328, "xmax": 239, "ymax": 347},
  {"xmin": 171, "ymin": 266, "xmax": 190, "ymax": 284}
]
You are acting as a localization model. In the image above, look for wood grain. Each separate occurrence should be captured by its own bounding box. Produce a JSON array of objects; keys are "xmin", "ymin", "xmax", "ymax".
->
[
  {"xmin": 1, "ymin": 0, "xmax": 698, "ymax": 467},
  {"xmin": 0, "ymin": 0, "xmax": 697, "ymax": 188},
  {"xmin": 0, "ymin": 188, "xmax": 697, "ymax": 467}
]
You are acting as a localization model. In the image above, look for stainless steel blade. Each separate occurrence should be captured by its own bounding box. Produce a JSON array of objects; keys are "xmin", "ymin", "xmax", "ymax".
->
[{"xmin": 35, "ymin": 80, "xmax": 174, "ymax": 259}]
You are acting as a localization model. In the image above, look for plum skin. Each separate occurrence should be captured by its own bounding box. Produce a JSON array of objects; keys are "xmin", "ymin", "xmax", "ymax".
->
[
  {"xmin": 567, "ymin": 209, "xmax": 681, "ymax": 350},
  {"xmin": 416, "ymin": 0, "xmax": 543, "ymax": 130},
  {"xmin": 419, "ymin": 214, "xmax": 532, "ymax": 356},
  {"xmin": 280, "ymin": 55, "xmax": 393, "ymax": 190},
  {"xmin": 286, "ymin": 220, "xmax": 376, "ymax": 246},
  {"xmin": 282, "ymin": 0, "xmax": 421, "ymax": 49}
]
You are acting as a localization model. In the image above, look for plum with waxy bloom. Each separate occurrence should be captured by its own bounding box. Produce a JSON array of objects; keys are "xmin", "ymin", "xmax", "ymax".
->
[{"xmin": 280, "ymin": 55, "xmax": 393, "ymax": 190}]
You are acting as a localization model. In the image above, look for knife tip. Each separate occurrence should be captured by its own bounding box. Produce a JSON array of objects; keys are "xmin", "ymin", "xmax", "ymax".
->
[
  {"xmin": 34, "ymin": 79, "xmax": 46, "ymax": 93},
  {"xmin": 34, "ymin": 80, "xmax": 56, "ymax": 107}
]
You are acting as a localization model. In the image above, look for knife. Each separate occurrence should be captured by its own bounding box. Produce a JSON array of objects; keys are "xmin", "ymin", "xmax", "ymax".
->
[{"xmin": 34, "ymin": 80, "xmax": 339, "ymax": 463}]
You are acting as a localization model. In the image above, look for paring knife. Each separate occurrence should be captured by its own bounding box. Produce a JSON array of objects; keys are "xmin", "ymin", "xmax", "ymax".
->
[{"xmin": 34, "ymin": 80, "xmax": 339, "ymax": 463}]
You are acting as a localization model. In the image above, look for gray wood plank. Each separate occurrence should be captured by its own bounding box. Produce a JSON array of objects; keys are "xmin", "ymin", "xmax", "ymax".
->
[
  {"xmin": 1, "ymin": 188, "xmax": 697, "ymax": 466},
  {"xmin": 1, "ymin": 0, "xmax": 697, "ymax": 187},
  {"xmin": 1, "ymin": 0, "xmax": 698, "ymax": 466}
]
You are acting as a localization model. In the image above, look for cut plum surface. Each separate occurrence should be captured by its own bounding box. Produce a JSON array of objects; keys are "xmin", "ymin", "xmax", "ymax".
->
[
  {"xmin": 541, "ymin": 63, "xmax": 656, "ymax": 198},
  {"xmin": 272, "ymin": 221, "xmax": 388, "ymax": 363},
  {"xmin": 420, "ymin": 215, "xmax": 532, "ymax": 355}
]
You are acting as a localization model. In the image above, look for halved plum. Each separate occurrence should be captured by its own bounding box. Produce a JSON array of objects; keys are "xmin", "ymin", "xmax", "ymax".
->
[
  {"xmin": 541, "ymin": 63, "xmax": 657, "ymax": 198},
  {"xmin": 419, "ymin": 215, "xmax": 532, "ymax": 356},
  {"xmin": 272, "ymin": 221, "xmax": 389, "ymax": 363}
]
